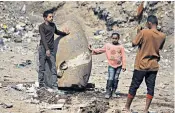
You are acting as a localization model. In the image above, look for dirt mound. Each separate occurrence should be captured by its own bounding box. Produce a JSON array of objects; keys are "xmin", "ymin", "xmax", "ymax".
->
[
  {"xmin": 80, "ymin": 100, "xmax": 109, "ymax": 113},
  {"xmin": 36, "ymin": 88, "xmax": 68, "ymax": 104}
]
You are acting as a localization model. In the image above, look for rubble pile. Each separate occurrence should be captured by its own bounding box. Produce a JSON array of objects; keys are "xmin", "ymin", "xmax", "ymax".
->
[
  {"xmin": 80, "ymin": 100, "xmax": 109, "ymax": 113},
  {"xmin": 91, "ymin": 1, "xmax": 174, "ymax": 35},
  {"xmin": 36, "ymin": 87, "xmax": 67, "ymax": 104}
]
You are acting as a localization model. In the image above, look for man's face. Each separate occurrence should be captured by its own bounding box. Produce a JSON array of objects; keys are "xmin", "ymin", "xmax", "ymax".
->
[{"xmin": 45, "ymin": 13, "xmax": 53, "ymax": 23}]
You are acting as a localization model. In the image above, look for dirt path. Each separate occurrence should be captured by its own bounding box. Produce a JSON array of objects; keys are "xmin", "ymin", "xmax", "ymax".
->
[{"xmin": 0, "ymin": 43, "xmax": 174, "ymax": 113}]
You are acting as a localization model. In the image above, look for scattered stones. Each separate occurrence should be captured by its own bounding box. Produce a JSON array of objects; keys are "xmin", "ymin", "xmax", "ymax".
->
[
  {"xmin": 0, "ymin": 83, "xmax": 2, "ymax": 88},
  {"xmin": 3, "ymin": 34, "xmax": 11, "ymax": 39},
  {"xmin": 161, "ymin": 15, "xmax": 174, "ymax": 35},
  {"xmin": 0, "ymin": 102, "xmax": 13, "ymax": 108},
  {"xmin": 94, "ymin": 30, "xmax": 106, "ymax": 36},
  {"xmin": 11, "ymin": 84, "xmax": 26, "ymax": 91},
  {"xmin": 26, "ymin": 86, "xmax": 36, "ymax": 93},
  {"xmin": 7, "ymin": 27, "xmax": 15, "ymax": 34},
  {"xmin": 0, "ymin": 38, "xmax": 4, "ymax": 46},
  {"xmin": 163, "ymin": 49, "xmax": 167, "ymax": 52},
  {"xmin": 15, "ymin": 60, "xmax": 32, "ymax": 68},
  {"xmin": 16, "ymin": 24, "xmax": 25, "ymax": 31},
  {"xmin": 79, "ymin": 100, "xmax": 109, "ymax": 113},
  {"xmin": 117, "ymin": 1, "xmax": 125, "ymax": 6},
  {"xmin": 148, "ymin": 1, "xmax": 159, "ymax": 6},
  {"xmin": 25, "ymin": 25, "xmax": 33, "ymax": 31},
  {"xmin": 25, "ymin": 98, "xmax": 40, "ymax": 104},
  {"xmin": 43, "ymin": 99, "xmax": 66, "ymax": 110},
  {"xmin": 21, "ymin": 4, "xmax": 26, "ymax": 14},
  {"xmin": 36, "ymin": 87, "xmax": 60, "ymax": 104},
  {"xmin": 45, "ymin": 103, "xmax": 65, "ymax": 110},
  {"xmin": 14, "ymin": 38, "xmax": 22, "ymax": 43}
]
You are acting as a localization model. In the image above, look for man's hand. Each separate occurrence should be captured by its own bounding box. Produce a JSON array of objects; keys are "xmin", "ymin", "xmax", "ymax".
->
[
  {"xmin": 136, "ymin": 25, "xmax": 143, "ymax": 34},
  {"xmin": 122, "ymin": 68, "xmax": 126, "ymax": 72},
  {"xmin": 63, "ymin": 27, "xmax": 70, "ymax": 35},
  {"xmin": 46, "ymin": 50, "xmax": 51, "ymax": 57}
]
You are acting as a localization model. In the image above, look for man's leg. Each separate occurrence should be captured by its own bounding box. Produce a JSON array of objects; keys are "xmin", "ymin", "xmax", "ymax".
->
[
  {"xmin": 49, "ymin": 50, "xmax": 59, "ymax": 89},
  {"xmin": 125, "ymin": 70, "xmax": 145, "ymax": 111},
  {"xmin": 38, "ymin": 45, "xmax": 46, "ymax": 88},
  {"xmin": 144, "ymin": 71, "xmax": 157, "ymax": 112},
  {"xmin": 112, "ymin": 66, "xmax": 122, "ymax": 97},
  {"xmin": 105, "ymin": 66, "xmax": 115, "ymax": 99}
]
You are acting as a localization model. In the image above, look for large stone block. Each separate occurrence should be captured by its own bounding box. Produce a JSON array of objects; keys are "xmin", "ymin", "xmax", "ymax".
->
[{"xmin": 54, "ymin": 19, "xmax": 92, "ymax": 88}]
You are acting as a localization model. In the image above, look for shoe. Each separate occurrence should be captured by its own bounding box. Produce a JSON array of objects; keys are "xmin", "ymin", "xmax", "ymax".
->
[
  {"xmin": 112, "ymin": 79, "xmax": 119, "ymax": 98},
  {"xmin": 51, "ymin": 86, "xmax": 65, "ymax": 95},
  {"xmin": 105, "ymin": 80, "xmax": 113, "ymax": 99},
  {"xmin": 112, "ymin": 91, "xmax": 121, "ymax": 98},
  {"xmin": 52, "ymin": 86, "xmax": 59, "ymax": 90},
  {"xmin": 39, "ymin": 83, "xmax": 46, "ymax": 88},
  {"xmin": 105, "ymin": 93, "xmax": 111, "ymax": 99},
  {"xmin": 112, "ymin": 90, "xmax": 118, "ymax": 98}
]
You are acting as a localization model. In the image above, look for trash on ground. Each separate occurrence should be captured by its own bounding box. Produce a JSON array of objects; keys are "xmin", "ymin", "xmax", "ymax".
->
[{"xmin": 0, "ymin": 102, "xmax": 13, "ymax": 108}]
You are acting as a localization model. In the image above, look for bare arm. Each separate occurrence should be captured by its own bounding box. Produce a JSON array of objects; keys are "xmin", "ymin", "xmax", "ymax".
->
[
  {"xmin": 88, "ymin": 44, "xmax": 106, "ymax": 55},
  {"xmin": 159, "ymin": 38, "xmax": 166, "ymax": 50}
]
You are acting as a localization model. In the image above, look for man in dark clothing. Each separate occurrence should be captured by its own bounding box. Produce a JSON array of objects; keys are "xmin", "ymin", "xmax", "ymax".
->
[
  {"xmin": 123, "ymin": 15, "xmax": 166, "ymax": 113},
  {"xmin": 38, "ymin": 10, "xmax": 69, "ymax": 90}
]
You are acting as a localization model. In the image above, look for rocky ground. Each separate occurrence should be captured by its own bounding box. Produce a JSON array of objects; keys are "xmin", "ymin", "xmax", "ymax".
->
[{"xmin": 0, "ymin": 1, "xmax": 174, "ymax": 113}]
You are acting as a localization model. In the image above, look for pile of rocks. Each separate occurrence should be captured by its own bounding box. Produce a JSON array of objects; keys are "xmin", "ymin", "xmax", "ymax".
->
[
  {"xmin": 0, "ymin": 2, "xmax": 41, "ymax": 53},
  {"xmin": 91, "ymin": 1, "xmax": 174, "ymax": 36}
]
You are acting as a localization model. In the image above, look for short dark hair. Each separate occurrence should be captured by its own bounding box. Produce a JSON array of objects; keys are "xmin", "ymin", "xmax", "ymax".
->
[
  {"xmin": 147, "ymin": 15, "xmax": 158, "ymax": 25},
  {"xmin": 111, "ymin": 32, "xmax": 120, "ymax": 39},
  {"xmin": 43, "ymin": 10, "xmax": 53, "ymax": 18}
]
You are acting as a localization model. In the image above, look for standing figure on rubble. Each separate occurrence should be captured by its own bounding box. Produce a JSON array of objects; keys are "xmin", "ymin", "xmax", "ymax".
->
[
  {"xmin": 123, "ymin": 15, "xmax": 166, "ymax": 113},
  {"xmin": 38, "ymin": 10, "xmax": 69, "ymax": 90},
  {"xmin": 89, "ymin": 32, "xmax": 126, "ymax": 99}
]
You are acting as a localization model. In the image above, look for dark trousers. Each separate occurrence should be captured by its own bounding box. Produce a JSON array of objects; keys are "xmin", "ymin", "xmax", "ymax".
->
[
  {"xmin": 129, "ymin": 70, "xmax": 157, "ymax": 97},
  {"xmin": 38, "ymin": 45, "xmax": 58, "ymax": 88}
]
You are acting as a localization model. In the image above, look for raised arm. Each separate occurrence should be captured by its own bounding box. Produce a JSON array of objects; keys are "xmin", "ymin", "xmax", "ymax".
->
[
  {"xmin": 92, "ymin": 45, "xmax": 106, "ymax": 55},
  {"xmin": 159, "ymin": 37, "xmax": 166, "ymax": 50},
  {"xmin": 132, "ymin": 31, "xmax": 143, "ymax": 47},
  {"xmin": 88, "ymin": 44, "xmax": 106, "ymax": 55}
]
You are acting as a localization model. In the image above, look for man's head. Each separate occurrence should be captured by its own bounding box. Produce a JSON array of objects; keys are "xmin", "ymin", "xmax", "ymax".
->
[
  {"xmin": 111, "ymin": 32, "xmax": 120, "ymax": 45},
  {"xmin": 146, "ymin": 15, "xmax": 158, "ymax": 29},
  {"xmin": 43, "ymin": 10, "xmax": 54, "ymax": 23}
]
